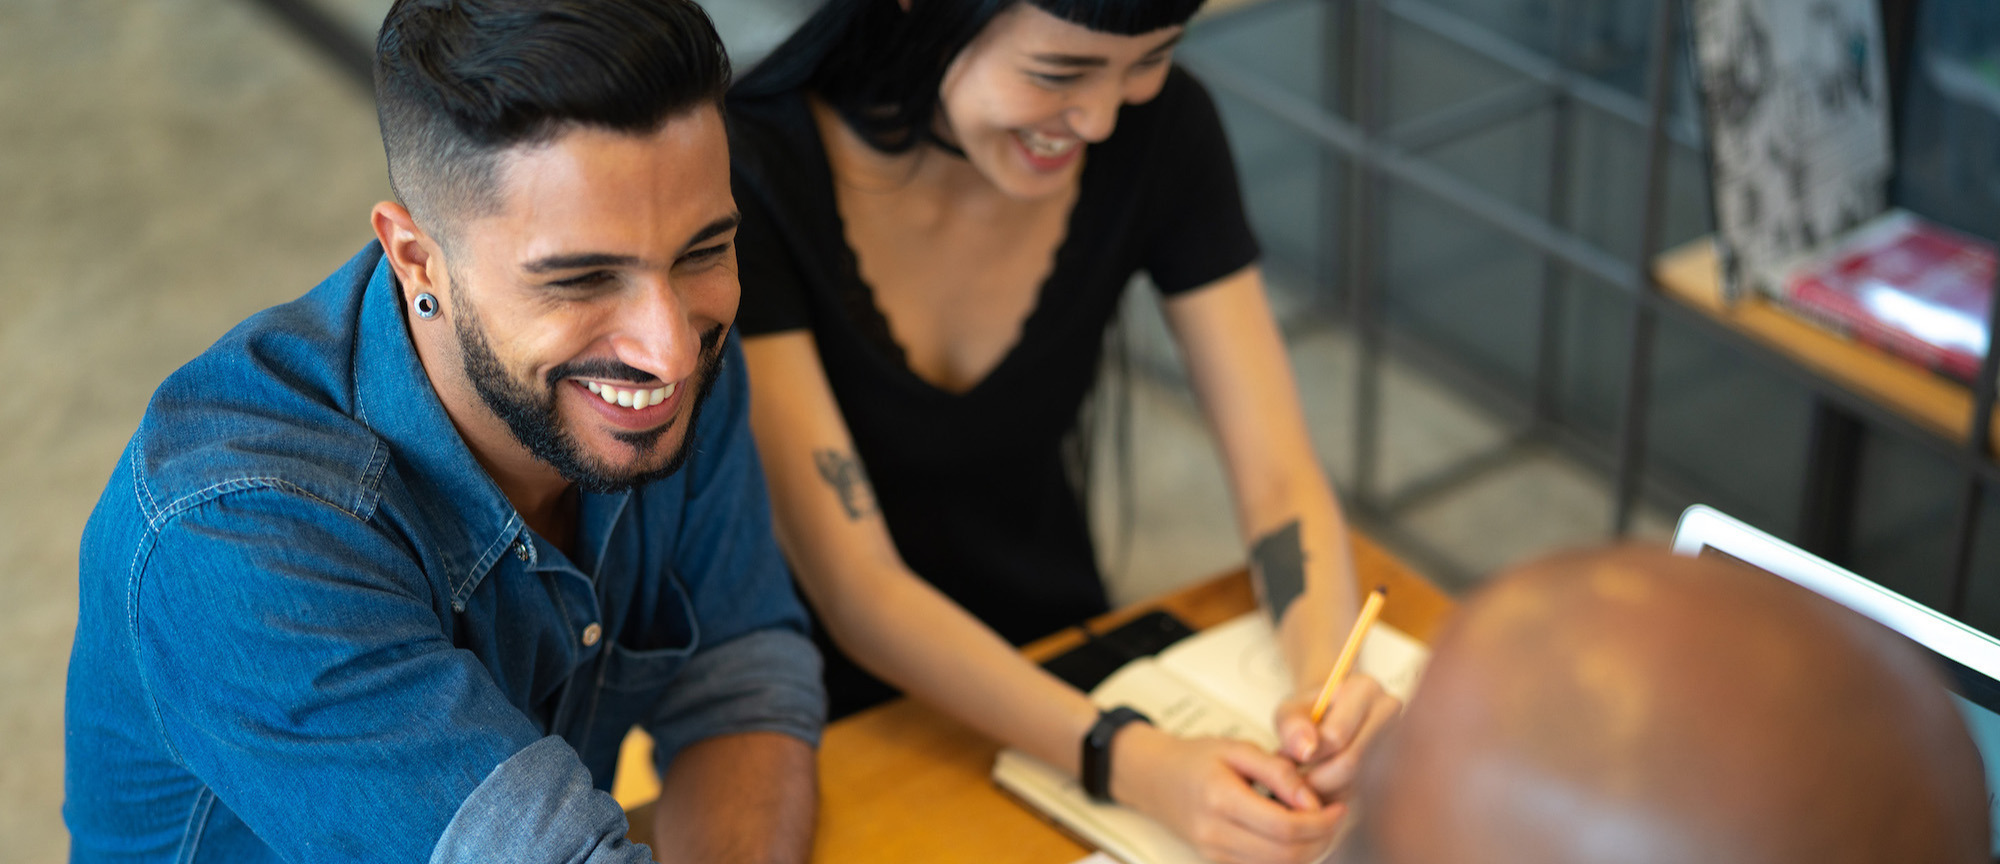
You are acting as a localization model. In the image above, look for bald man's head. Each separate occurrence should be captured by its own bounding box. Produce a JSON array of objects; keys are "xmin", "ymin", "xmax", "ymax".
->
[{"xmin": 1349, "ymin": 545, "xmax": 1987, "ymax": 864}]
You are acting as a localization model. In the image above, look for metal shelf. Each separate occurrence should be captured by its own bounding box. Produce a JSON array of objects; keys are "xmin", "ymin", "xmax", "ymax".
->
[{"xmin": 1198, "ymin": 0, "xmax": 2000, "ymax": 615}]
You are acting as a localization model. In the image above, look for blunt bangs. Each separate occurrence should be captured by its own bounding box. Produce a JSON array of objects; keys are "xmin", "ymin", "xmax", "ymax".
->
[{"xmin": 1028, "ymin": 0, "xmax": 1206, "ymax": 35}]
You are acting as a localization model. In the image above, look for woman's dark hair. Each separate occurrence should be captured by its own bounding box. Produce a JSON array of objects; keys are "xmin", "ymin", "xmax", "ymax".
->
[
  {"xmin": 735, "ymin": 0, "xmax": 1205, "ymax": 153},
  {"xmin": 374, "ymin": 0, "xmax": 731, "ymax": 236}
]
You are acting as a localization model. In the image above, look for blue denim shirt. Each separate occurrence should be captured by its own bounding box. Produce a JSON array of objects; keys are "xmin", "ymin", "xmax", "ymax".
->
[{"xmin": 65, "ymin": 243, "xmax": 824, "ymax": 863}]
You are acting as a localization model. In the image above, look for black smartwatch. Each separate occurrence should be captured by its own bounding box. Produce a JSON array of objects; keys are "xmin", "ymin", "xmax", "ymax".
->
[{"xmin": 1080, "ymin": 706, "xmax": 1152, "ymax": 803}]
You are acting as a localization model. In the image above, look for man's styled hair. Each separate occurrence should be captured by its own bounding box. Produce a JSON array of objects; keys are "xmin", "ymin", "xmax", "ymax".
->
[
  {"xmin": 374, "ymin": 0, "xmax": 732, "ymax": 236},
  {"xmin": 735, "ymin": 0, "xmax": 1206, "ymax": 154}
]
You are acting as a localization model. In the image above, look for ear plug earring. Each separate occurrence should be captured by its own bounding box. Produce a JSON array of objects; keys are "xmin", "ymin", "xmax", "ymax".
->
[{"xmin": 413, "ymin": 293, "xmax": 440, "ymax": 319}]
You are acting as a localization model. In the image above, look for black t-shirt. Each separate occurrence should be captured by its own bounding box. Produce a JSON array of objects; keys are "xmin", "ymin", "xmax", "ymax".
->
[{"xmin": 728, "ymin": 67, "xmax": 1260, "ymax": 716}]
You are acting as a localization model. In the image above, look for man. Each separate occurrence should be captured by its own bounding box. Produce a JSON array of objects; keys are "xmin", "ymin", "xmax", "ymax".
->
[
  {"xmin": 1343, "ymin": 545, "xmax": 1989, "ymax": 864},
  {"xmin": 64, "ymin": 1, "xmax": 821, "ymax": 861}
]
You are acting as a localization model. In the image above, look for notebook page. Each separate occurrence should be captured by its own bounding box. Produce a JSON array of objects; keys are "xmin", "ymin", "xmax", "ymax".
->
[{"xmin": 1155, "ymin": 613, "xmax": 1430, "ymax": 726}]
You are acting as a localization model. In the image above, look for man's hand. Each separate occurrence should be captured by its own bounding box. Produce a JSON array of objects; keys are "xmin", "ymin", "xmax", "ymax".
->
[
  {"xmin": 1273, "ymin": 675, "xmax": 1401, "ymax": 801},
  {"xmin": 1109, "ymin": 722, "xmax": 1343, "ymax": 864},
  {"xmin": 651, "ymin": 732, "xmax": 816, "ymax": 864}
]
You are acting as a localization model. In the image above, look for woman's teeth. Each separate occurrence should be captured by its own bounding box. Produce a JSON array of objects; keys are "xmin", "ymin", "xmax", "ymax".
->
[
  {"xmin": 1020, "ymin": 130, "xmax": 1079, "ymax": 158},
  {"xmin": 585, "ymin": 380, "xmax": 675, "ymax": 409}
]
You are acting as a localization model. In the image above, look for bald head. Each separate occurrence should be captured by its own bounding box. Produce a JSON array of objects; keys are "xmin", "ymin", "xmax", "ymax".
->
[{"xmin": 1351, "ymin": 545, "xmax": 1987, "ymax": 864}]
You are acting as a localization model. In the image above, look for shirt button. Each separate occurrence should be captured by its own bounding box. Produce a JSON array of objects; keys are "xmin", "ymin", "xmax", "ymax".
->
[
  {"xmin": 581, "ymin": 623, "xmax": 602, "ymax": 647},
  {"xmin": 514, "ymin": 541, "xmax": 530, "ymax": 562}
]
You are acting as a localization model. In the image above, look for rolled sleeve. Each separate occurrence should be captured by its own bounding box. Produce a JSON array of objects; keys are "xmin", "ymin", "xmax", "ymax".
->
[
  {"xmin": 644, "ymin": 628, "xmax": 826, "ymax": 776},
  {"xmin": 431, "ymin": 736, "xmax": 653, "ymax": 864},
  {"xmin": 645, "ymin": 331, "xmax": 826, "ymax": 775}
]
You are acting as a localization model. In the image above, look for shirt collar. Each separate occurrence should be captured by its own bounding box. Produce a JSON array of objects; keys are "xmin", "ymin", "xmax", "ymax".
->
[{"xmin": 350, "ymin": 244, "xmax": 531, "ymax": 610}]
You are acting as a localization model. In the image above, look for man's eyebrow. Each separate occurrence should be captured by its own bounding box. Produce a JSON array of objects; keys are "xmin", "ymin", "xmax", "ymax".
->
[
  {"xmin": 518, "ymin": 213, "xmax": 740, "ymax": 274},
  {"xmin": 680, "ymin": 213, "xmax": 742, "ymax": 255},
  {"xmin": 1028, "ymin": 32, "xmax": 1183, "ymax": 68},
  {"xmin": 523, "ymin": 252, "xmax": 645, "ymax": 274}
]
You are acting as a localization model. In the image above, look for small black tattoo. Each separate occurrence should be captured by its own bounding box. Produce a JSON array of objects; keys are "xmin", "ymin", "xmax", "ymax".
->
[
  {"xmin": 813, "ymin": 449, "xmax": 878, "ymax": 521},
  {"xmin": 1250, "ymin": 520, "xmax": 1307, "ymax": 623}
]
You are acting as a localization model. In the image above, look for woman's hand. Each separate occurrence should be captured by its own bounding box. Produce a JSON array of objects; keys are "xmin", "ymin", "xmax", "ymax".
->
[
  {"xmin": 1273, "ymin": 675, "xmax": 1401, "ymax": 802},
  {"xmin": 1110, "ymin": 722, "xmax": 1344, "ymax": 864}
]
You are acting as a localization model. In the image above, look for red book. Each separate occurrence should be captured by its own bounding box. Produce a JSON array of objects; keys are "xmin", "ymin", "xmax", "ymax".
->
[{"xmin": 1784, "ymin": 210, "xmax": 1996, "ymax": 383}]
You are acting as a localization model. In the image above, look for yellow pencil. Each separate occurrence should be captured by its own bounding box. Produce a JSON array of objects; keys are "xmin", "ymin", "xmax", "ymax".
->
[{"xmin": 1309, "ymin": 587, "xmax": 1387, "ymax": 724}]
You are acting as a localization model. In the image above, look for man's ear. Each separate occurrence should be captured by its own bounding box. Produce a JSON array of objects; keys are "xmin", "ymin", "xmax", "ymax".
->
[
  {"xmin": 371, "ymin": 201, "xmax": 446, "ymax": 303},
  {"xmin": 896, "ymin": 0, "xmax": 911, "ymax": 12}
]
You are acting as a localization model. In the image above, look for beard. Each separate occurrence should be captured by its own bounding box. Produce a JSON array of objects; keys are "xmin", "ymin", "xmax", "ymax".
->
[{"xmin": 451, "ymin": 284, "xmax": 728, "ymax": 494}]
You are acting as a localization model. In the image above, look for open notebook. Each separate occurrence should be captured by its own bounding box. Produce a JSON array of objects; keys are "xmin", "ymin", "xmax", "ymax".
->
[{"xmin": 992, "ymin": 613, "xmax": 1430, "ymax": 864}]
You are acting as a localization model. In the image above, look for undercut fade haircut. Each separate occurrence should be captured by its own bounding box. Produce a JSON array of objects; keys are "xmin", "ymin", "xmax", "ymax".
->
[
  {"xmin": 374, "ymin": 0, "xmax": 731, "ymax": 238},
  {"xmin": 735, "ymin": 0, "xmax": 1205, "ymax": 154}
]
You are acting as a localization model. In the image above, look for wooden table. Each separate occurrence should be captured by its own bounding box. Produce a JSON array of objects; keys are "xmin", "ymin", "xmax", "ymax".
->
[{"xmin": 623, "ymin": 532, "xmax": 1454, "ymax": 864}]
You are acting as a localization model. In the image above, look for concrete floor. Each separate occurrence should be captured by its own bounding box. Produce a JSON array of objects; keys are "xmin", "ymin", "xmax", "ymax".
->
[
  {"xmin": 3, "ymin": 1, "xmax": 391, "ymax": 860},
  {"xmin": 0, "ymin": 1, "xmax": 1666, "ymax": 859}
]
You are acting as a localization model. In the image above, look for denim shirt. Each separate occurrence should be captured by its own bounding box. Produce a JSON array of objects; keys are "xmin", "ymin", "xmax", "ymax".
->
[{"xmin": 64, "ymin": 243, "xmax": 824, "ymax": 863}]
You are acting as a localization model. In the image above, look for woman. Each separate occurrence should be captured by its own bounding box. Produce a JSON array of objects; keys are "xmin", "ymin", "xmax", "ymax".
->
[{"xmin": 728, "ymin": 1, "xmax": 1398, "ymax": 860}]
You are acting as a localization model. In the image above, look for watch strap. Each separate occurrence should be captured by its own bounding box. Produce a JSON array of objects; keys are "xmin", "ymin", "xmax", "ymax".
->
[{"xmin": 1081, "ymin": 706, "xmax": 1152, "ymax": 803}]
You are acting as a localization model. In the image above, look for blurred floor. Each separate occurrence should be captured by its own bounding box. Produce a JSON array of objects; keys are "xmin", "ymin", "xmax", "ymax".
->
[
  {"xmin": 1, "ymin": 1, "xmax": 391, "ymax": 860},
  {"xmin": 0, "ymin": 0, "xmax": 1664, "ymax": 859}
]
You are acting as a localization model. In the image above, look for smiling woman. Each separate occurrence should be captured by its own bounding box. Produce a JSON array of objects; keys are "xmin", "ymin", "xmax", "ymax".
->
[
  {"xmin": 725, "ymin": 2, "xmax": 1399, "ymax": 863},
  {"xmin": 736, "ymin": 0, "xmax": 1201, "ymax": 156}
]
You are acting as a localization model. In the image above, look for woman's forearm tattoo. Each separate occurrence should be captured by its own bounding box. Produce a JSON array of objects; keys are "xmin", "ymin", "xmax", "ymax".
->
[
  {"xmin": 813, "ymin": 448, "xmax": 879, "ymax": 521},
  {"xmin": 1251, "ymin": 519, "xmax": 1306, "ymax": 622}
]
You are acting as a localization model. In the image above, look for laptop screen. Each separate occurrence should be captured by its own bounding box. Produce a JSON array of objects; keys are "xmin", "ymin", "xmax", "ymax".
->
[
  {"xmin": 1945, "ymin": 661, "xmax": 2000, "ymax": 851},
  {"xmin": 1675, "ymin": 507, "xmax": 2000, "ymax": 858}
]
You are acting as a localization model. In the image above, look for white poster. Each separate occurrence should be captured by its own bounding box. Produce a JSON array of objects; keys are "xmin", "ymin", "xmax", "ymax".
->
[{"xmin": 1692, "ymin": 0, "xmax": 1892, "ymax": 301}]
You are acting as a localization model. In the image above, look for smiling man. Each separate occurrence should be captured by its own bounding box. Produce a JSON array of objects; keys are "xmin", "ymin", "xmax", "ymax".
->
[{"xmin": 63, "ymin": 2, "xmax": 822, "ymax": 862}]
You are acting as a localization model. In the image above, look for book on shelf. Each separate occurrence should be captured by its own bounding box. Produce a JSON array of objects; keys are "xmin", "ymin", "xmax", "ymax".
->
[
  {"xmin": 1690, "ymin": 0, "xmax": 1893, "ymax": 303},
  {"xmin": 1782, "ymin": 209, "xmax": 1995, "ymax": 383},
  {"xmin": 991, "ymin": 612, "xmax": 1430, "ymax": 864}
]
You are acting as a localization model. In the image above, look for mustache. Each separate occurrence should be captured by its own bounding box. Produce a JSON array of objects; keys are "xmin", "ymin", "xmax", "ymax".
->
[{"xmin": 543, "ymin": 324, "xmax": 727, "ymax": 388}]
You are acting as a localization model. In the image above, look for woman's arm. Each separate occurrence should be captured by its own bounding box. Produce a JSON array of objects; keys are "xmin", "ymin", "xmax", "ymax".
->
[
  {"xmin": 743, "ymin": 331, "xmax": 1339, "ymax": 863},
  {"xmin": 1161, "ymin": 264, "xmax": 1402, "ymax": 796},
  {"xmin": 742, "ymin": 331, "xmax": 1094, "ymax": 771}
]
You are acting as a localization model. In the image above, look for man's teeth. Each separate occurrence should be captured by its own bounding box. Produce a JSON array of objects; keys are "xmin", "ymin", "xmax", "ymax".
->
[
  {"xmin": 1021, "ymin": 130, "xmax": 1078, "ymax": 158},
  {"xmin": 584, "ymin": 380, "xmax": 675, "ymax": 409}
]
